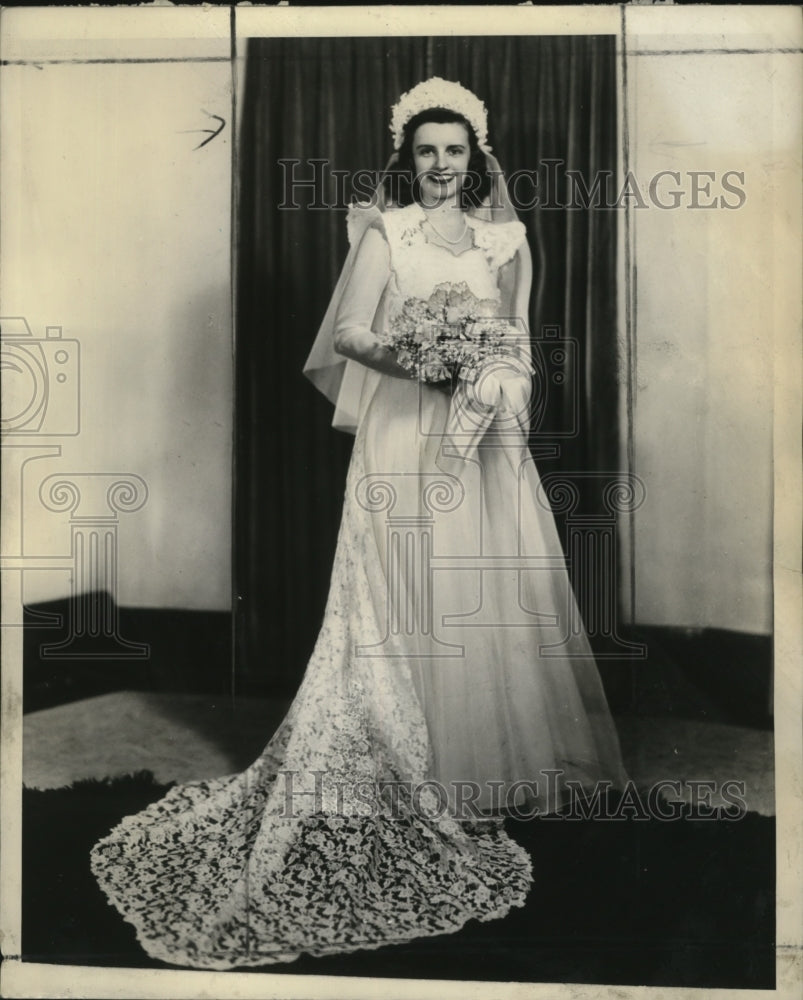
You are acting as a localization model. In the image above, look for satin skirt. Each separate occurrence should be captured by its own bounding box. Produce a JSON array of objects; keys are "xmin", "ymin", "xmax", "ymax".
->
[{"xmin": 355, "ymin": 374, "xmax": 628, "ymax": 812}]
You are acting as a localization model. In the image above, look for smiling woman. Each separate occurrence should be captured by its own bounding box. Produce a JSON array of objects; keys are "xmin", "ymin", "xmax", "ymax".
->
[
  {"xmin": 389, "ymin": 106, "xmax": 493, "ymax": 217},
  {"xmin": 88, "ymin": 74, "xmax": 629, "ymax": 971}
]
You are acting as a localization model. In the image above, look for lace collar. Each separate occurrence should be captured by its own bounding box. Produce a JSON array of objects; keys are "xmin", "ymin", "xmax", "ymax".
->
[
  {"xmin": 390, "ymin": 202, "xmax": 482, "ymax": 255},
  {"xmin": 386, "ymin": 203, "xmax": 522, "ymax": 269}
]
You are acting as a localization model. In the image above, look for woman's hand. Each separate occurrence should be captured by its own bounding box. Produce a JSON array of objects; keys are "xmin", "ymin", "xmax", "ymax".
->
[{"xmin": 334, "ymin": 334, "xmax": 414, "ymax": 381}]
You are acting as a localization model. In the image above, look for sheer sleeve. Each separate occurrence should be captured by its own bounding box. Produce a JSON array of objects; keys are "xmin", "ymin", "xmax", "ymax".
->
[
  {"xmin": 333, "ymin": 228, "xmax": 409, "ymax": 381},
  {"xmin": 333, "ymin": 227, "xmax": 388, "ymax": 355},
  {"xmin": 303, "ymin": 204, "xmax": 403, "ymax": 433}
]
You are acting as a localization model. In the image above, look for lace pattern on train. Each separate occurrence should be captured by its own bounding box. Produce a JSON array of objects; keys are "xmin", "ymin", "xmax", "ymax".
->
[{"xmin": 90, "ymin": 424, "xmax": 533, "ymax": 970}]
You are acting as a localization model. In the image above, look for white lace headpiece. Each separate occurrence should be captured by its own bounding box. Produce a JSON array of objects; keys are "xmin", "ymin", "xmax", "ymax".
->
[{"xmin": 390, "ymin": 77, "xmax": 491, "ymax": 153}]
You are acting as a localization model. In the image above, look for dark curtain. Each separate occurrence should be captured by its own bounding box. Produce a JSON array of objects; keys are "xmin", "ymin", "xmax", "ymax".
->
[{"xmin": 235, "ymin": 36, "xmax": 618, "ymax": 693}]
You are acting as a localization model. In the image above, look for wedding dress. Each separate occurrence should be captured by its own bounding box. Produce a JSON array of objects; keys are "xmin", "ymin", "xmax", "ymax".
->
[{"xmin": 90, "ymin": 200, "xmax": 628, "ymax": 971}]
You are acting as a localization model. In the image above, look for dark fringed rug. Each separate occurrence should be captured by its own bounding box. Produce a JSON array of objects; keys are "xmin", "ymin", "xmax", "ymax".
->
[{"xmin": 22, "ymin": 773, "xmax": 775, "ymax": 987}]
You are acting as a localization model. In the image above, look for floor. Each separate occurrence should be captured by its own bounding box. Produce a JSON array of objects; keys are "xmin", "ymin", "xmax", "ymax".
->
[{"xmin": 22, "ymin": 689, "xmax": 775, "ymax": 816}]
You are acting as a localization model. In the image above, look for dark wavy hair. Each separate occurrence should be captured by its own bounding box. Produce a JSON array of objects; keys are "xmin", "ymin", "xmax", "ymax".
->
[{"xmin": 383, "ymin": 107, "xmax": 492, "ymax": 209}]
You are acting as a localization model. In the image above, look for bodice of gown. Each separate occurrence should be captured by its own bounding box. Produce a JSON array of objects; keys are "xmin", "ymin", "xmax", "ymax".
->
[
  {"xmin": 309, "ymin": 200, "xmax": 530, "ymax": 433},
  {"xmin": 378, "ymin": 202, "xmax": 527, "ymax": 311}
]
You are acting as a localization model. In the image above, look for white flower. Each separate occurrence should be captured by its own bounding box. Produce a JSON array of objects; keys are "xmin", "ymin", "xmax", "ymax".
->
[
  {"xmin": 389, "ymin": 77, "xmax": 490, "ymax": 153},
  {"xmin": 421, "ymin": 362, "xmax": 450, "ymax": 383}
]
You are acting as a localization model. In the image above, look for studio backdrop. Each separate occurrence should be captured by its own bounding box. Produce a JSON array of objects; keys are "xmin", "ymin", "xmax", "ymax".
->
[{"xmin": 235, "ymin": 35, "xmax": 619, "ymax": 693}]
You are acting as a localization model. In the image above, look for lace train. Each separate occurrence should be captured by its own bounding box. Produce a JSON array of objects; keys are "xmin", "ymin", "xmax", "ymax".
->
[
  {"xmin": 90, "ymin": 422, "xmax": 535, "ymax": 970},
  {"xmin": 90, "ymin": 771, "xmax": 532, "ymax": 969}
]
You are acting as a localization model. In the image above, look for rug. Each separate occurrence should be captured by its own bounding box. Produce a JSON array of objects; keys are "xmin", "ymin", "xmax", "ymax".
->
[{"xmin": 22, "ymin": 691, "xmax": 775, "ymax": 817}]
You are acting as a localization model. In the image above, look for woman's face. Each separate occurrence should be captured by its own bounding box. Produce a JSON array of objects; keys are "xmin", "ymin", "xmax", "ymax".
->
[{"xmin": 411, "ymin": 121, "xmax": 471, "ymax": 206}]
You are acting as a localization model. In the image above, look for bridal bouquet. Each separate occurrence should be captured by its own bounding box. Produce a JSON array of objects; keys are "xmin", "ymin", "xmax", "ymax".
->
[{"xmin": 380, "ymin": 282, "xmax": 517, "ymax": 384}]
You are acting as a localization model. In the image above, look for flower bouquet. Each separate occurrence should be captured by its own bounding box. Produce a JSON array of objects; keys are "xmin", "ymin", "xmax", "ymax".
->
[{"xmin": 380, "ymin": 282, "xmax": 518, "ymax": 385}]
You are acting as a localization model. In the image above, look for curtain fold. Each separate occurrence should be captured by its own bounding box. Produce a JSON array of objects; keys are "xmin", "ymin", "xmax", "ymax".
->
[{"xmin": 235, "ymin": 36, "xmax": 619, "ymax": 692}]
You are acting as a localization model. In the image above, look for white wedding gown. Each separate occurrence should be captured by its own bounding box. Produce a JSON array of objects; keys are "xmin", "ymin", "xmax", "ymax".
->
[{"xmin": 90, "ymin": 201, "xmax": 628, "ymax": 970}]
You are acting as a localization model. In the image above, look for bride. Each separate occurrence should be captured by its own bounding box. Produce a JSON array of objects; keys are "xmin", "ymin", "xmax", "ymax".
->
[{"xmin": 91, "ymin": 77, "xmax": 628, "ymax": 971}]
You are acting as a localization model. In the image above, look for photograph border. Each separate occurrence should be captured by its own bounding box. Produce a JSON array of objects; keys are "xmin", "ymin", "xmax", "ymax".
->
[{"xmin": 1, "ymin": 5, "xmax": 800, "ymax": 999}]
